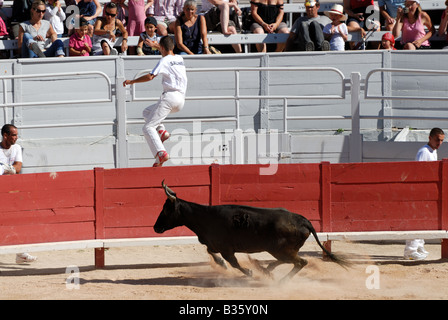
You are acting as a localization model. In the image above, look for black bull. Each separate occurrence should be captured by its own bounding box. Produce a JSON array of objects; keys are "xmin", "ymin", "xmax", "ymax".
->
[{"xmin": 154, "ymin": 181, "xmax": 349, "ymax": 280}]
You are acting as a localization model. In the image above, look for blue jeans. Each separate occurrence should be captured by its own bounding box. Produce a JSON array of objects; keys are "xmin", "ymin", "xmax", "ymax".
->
[{"xmin": 21, "ymin": 32, "xmax": 65, "ymax": 58}]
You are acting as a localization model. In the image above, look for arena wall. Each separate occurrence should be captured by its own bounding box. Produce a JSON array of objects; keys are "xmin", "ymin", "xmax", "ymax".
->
[{"xmin": 1, "ymin": 162, "xmax": 447, "ymax": 254}]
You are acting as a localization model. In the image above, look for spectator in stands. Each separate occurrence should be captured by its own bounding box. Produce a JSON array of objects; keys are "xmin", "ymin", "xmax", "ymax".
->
[
  {"xmin": 0, "ymin": 0, "xmax": 9, "ymax": 39},
  {"xmin": 174, "ymin": 0, "xmax": 210, "ymax": 54},
  {"xmin": 0, "ymin": 124, "xmax": 36, "ymax": 264},
  {"xmin": 11, "ymin": 0, "xmax": 33, "ymax": 39},
  {"xmin": 344, "ymin": 0, "xmax": 379, "ymax": 49},
  {"xmin": 44, "ymin": 0, "xmax": 66, "ymax": 38},
  {"xmin": 393, "ymin": 0, "xmax": 434, "ymax": 50},
  {"xmin": 438, "ymin": 0, "xmax": 448, "ymax": 49},
  {"xmin": 250, "ymin": 0, "xmax": 289, "ymax": 52},
  {"xmin": 381, "ymin": 32, "xmax": 396, "ymax": 49},
  {"xmin": 137, "ymin": 16, "xmax": 160, "ymax": 55},
  {"xmin": 66, "ymin": 0, "xmax": 103, "ymax": 37},
  {"xmin": 18, "ymin": 0, "xmax": 65, "ymax": 58},
  {"xmin": 323, "ymin": 4, "xmax": 348, "ymax": 51},
  {"xmin": 69, "ymin": 17, "xmax": 92, "ymax": 56},
  {"xmin": 201, "ymin": 0, "xmax": 242, "ymax": 53},
  {"xmin": 123, "ymin": 0, "xmax": 152, "ymax": 54},
  {"xmin": 378, "ymin": 0, "xmax": 405, "ymax": 31},
  {"xmin": 284, "ymin": 0, "xmax": 330, "ymax": 52},
  {"xmin": 405, "ymin": 128, "xmax": 445, "ymax": 260},
  {"xmin": 92, "ymin": 2, "xmax": 128, "ymax": 55},
  {"xmin": 147, "ymin": 0, "xmax": 184, "ymax": 36},
  {"xmin": 111, "ymin": 0, "xmax": 128, "ymax": 28}
]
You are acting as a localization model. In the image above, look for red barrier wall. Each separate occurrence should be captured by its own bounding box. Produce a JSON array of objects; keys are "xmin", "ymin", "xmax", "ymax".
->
[{"xmin": 1, "ymin": 161, "xmax": 447, "ymax": 247}]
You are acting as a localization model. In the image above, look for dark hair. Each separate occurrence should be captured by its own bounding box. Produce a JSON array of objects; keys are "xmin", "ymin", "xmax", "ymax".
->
[
  {"xmin": 79, "ymin": 17, "xmax": 89, "ymax": 27},
  {"xmin": 159, "ymin": 36, "xmax": 174, "ymax": 51},
  {"xmin": 1, "ymin": 124, "xmax": 17, "ymax": 136},
  {"xmin": 145, "ymin": 16, "xmax": 158, "ymax": 27},
  {"xmin": 105, "ymin": 2, "xmax": 117, "ymax": 9},
  {"xmin": 430, "ymin": 127, "xmax": 445, "ymax": 137}
]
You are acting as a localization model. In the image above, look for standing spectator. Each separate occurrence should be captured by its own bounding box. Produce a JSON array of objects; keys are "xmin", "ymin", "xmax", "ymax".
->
[
  {"xmin": 18, "ymin": 0, "xmax": 65, "ymax": 58},
  {"xmin": 344, "ymin": 0, "xmax": 379, "ymax": 49},
  {"xmin": 404, "ymin": 128, "xmax": 445, "ymax": 260},
  {"xmin": 378, "ymin": 0, "xmax": 405, "ymax": 31},
  {"xmin": 393, "ymin": 0, "xmax": 434, "ymax": 50},
  {"xmin": 92, "ymin": 2, "xmax": 128, "ymax": 55},
  {"xmin": 147, "ymin": 0, "xmax": 185, "ymax": 36},
  {"xmin": 250, "ymin": 0, "xmax": 289, "ymax": 52},
  {"xmin": 438, "ymin": 0, "xmax": 448, "ymax": 49},
  {"xmin": 174, "ymin": 0, "xmax": 210, "ymax": 54},
  {"xmin": 69, "ymin": 17, "xmax": 92, "ymax": 56},
  {"xmin": 201, "ymin": 0, "xmax": 242, "ymax": 53},
  {"xmin": 323, "ymin": 4, "xmax": 348, "ymax": 51},
  {"xmin": 44, "ymin": 0, "xmax": 66, "ymax": 38},
  {"xmin": 0, "ymin": 124, "xmax": 36, "ymax": 264},
  {"xmin": 125, "ymin": 0, "xmax": 152, "ymax": 54},
  {"xmin": 284, "ymin": 0, "xmax": 330, "ymax": 52}
]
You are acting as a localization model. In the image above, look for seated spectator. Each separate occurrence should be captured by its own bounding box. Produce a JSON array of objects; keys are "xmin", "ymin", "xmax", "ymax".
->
[
  {"xmin": 17, "ymin": 0, "xmax": 65, "ymax": 58},
  {"xmin": 69, "ymin": 17, "xmax": 92, "ymax": 56},
  {"xmin": 137, "ymin": 16, "xmax": 161, "ymax": 55},
  {"xmin": 379, "ymin": 0, "xmax": 405, "ymax": 31},
  {"xmin": 323, "ymin": 4, "xmax": 348, "ymax": 51},
  {"xmin": 111, "ymin": 0, "xmax": 128, "ymax": 28},
  {"xmin": 44, "ymin": 0, "xmax": 66, "ymax": 38},
  {"xmin": 147, "ymin": 0, "xmax": 183, "ymax": 36},
  {"xmin": 174, "ymin": 0, "xmax": 210, "ymax": 54},
  {"xmin": 393, "ymin": 0, "xmax": 434, "ymax": 50},
  {"xmin": 284, "ymin": 0, "xmax": 330, "ymax": 52},
  {"xmin": 92, "ymin": 2, "xmax": 128, "ymax": 55},
  {"xmin": 438, "ymin": 0, "xmax": 448, "ymax": 49},
  {"xmin": 66, "ymin": 0, "xmax": 102, "ymax": 37},
  {"xmin": 201, "ymin": 0, "xmax": 242, "ymax": 53},
  {"xmin": 11, "ymin": 0, "xmax": 33, "ymax": 39},
  {"xmin": 343, "ymin": 0, "xmax": 379, "ymax": 49},
  {"xmin": 381, "ymin": 32, "xmax": 396, "ymax": 49},
  {"xmin": 250, "ymin": 0, "xmax": 289, "ymax": 52}
]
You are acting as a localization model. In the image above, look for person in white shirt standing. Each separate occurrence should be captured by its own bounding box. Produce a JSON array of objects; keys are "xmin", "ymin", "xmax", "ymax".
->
[
  {"xmin": 404, "ymin": 127, "xmax": 445, "ymax": 260},
  {"xmin": 1, "ymin": 124, "xmax": 38, "ymax": 264},
  {"xmin": 44, "ymin": 0, "xmax": 66, "ymax": 38},
  {"xmin": 123, "ymin": 36, "xmax": 187, "ymax": 167}
]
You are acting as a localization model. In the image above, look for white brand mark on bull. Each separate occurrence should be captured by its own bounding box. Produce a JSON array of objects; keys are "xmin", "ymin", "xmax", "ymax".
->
[{"xmin": 179, "ymin": 304, "xmax": 213, "ymax": 317}]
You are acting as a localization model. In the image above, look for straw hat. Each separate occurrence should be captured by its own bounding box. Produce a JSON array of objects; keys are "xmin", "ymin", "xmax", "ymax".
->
[{"xmin": 324, "ymin": 4, "xmax": 347, "ymax": 21}]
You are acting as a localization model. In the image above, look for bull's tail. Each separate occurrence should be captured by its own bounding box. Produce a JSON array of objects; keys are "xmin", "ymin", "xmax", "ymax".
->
[{"xmin": 305, "ymin": 221, "xmax": 351, "ymax": 268}]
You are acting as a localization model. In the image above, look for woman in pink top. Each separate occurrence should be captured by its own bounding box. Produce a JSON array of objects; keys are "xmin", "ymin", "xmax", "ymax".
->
[
  {"xmin": 126, "ymin": 0, "xmax": 152, "ymax": 36},
  {"xmin": 393, "ymin": 0, "xmax": 435, "ymax": 50}
]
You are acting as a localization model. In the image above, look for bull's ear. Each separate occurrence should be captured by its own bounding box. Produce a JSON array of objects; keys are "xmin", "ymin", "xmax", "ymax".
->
[{"xmin": 162, "ymin": 180, "xmax": 177, "ymax": 202}]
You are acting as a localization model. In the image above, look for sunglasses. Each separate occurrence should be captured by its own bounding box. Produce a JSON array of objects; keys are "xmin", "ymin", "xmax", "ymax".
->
[
  {"xmin": 34, "ymin": 8, "xmax": 46, "ymax": 13},
  {"xmin": 105, "ymin": 11, "xmax": 117, "ymax": 17}
]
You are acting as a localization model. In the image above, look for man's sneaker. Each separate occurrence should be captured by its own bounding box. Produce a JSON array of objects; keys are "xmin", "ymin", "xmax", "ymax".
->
[
  {"xmin": 404, "ymin": 252, "xmax": 427, "ymax": 261},
  {"xmin": 153, "ymin": 151, "xmax": 169, "ymax": 167},
  {"xmin": 305, "ymin": 41, "xmax": 315, "ymax": 51},
  {"xmin": 16, "ymin": 253, "xmax": 38, "ymax": 264},
  {"xmin": 321, "ymin": 40, "xmax": 330, "ymax": 51},
  {"xmin": 158, "ymin": 130, "xmax": 170, "ymax": 143},
  {"xmin": 30, "ymin": 43, "xmax": 45, "ymax": 57}
]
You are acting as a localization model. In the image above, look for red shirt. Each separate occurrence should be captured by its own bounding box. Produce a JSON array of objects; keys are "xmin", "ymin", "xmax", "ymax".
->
[{"xmin": 69, "ymin": 33, "xmax": 92, "ymax": 56}]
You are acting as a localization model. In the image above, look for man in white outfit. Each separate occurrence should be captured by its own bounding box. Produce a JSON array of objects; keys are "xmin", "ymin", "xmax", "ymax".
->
[
  {"xmin": 123, "ymin": 36, "xmax": 187, "ymax": 167},
  {"xmin": 404, "ymin": 127, "xmax": 445, "ymax": 260},
  {"xmin": 1, "ymin": 124, "xmax": 38, "ymax": 264}
]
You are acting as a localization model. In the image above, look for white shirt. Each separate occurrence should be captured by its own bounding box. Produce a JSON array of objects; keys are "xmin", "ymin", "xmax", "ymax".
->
[
  {"xmin": 0, "ymin": 144, "xmax": 23, "ymax": 175},
  {"xmin": 45, "ymin": 5, "xmax": 66, "ymax": 35},
  {"xmin": 323, "ymin": 23, "xmax": 348, "ymax": 51},
  {"xmin": 151, "ymin": 54, "xmax": 188, "ymax": 95},
  {"xmin": 415, "ymin": 144, "xmax": 438, "ymax": 161}
]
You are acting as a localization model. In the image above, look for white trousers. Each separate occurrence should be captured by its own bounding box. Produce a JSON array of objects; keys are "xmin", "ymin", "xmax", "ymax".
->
[
  {"xmin": 404, "ymin": 239, "xmax": 425, "ymax": 254},
  {"xmin": 142, "ymin": 91, "xmax": 185, "ymax": 157}
]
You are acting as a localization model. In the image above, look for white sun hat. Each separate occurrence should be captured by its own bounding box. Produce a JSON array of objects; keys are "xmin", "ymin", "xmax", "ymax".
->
[{"xmin": 324, "ymin": 4, "xmax": 347, "ymax": 21}]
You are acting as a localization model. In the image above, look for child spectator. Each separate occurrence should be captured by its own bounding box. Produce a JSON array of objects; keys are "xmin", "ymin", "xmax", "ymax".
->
[
  {"xmin": 323, "ymin": 4, "xmax": 348, "ymax": 51},
  {"xmin": 69, "ymin": 17, "xmax": 92, "ymax": 56},
  {"xmin": 137, "ymin": 16, "xmax": 161, "ymax": 55},
  {"xmin": 44, "ymin": 0, "xmax": 66, "ymax": 37},
  {"xmin": 381, "ymin": 32, "xmax": 396, "ymax": 49}
]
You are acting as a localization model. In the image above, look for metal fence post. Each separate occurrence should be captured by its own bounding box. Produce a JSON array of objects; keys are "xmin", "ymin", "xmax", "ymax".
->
[
  {"xmin": 115, "ymin": 57, "xmax": 128, "ymax": 168},
  {"xmin": 350, "ymin": 72, "xmax": 362, "ymax": 163}
]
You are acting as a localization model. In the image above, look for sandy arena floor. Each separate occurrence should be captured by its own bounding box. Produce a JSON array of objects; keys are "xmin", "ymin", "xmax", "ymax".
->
[{"xmin": 0, "ymin": 241, "xmax": 447, "ymax": 300}]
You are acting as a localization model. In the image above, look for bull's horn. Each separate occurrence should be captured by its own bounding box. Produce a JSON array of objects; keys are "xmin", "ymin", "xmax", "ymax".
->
[{"xmin": 162, "ymin": 180, "xmax": 176, "ymax": 202}]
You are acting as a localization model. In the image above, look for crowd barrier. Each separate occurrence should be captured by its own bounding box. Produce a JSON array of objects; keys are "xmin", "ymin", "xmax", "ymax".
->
[{"xmin": 0, "ymin": 161, "xmax": 447, "ymax": 267}]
